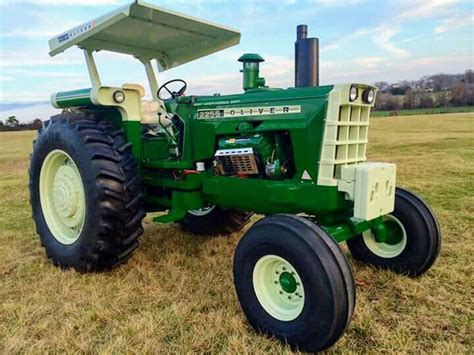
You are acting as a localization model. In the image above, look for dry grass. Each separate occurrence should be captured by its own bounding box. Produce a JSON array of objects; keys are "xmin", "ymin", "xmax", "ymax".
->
[{"xmin": 0, "ymin": 113, "xmax": 473, "ymax": 353}]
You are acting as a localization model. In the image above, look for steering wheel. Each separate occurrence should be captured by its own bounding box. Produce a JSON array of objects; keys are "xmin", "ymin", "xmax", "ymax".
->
[{"xmin": 157, "ymin": 79, "xmax": 187, "ymax": 100}]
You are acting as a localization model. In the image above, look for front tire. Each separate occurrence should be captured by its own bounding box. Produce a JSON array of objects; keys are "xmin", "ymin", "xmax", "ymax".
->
[
  {"xmin": 29, "ymin": 112, "xmax": 145, "ymax": 272},
  {"xmin": 233, "ymin": 214, "xmax": 355, "ymax": 352},
  {"xmin": 347, "ymin": 187, "xmax": 441, "ymax": 276}
]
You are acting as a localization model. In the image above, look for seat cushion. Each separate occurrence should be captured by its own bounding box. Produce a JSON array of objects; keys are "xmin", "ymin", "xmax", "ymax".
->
[{"xmin": 141, "ymin": 100, "xmax": 172, "ymax": 127}]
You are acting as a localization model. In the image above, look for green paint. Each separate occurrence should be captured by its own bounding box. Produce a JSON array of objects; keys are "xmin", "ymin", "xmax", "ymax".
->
[
  {"xmin": 47, "ymin": 79, "xmax": 380, "ymax": 243},
  {"xmin": 152, "ymin": 191, "xmax": 202, "ymax": 223},
  {"xmin": 238, "ymin": 53, "xmax": 266, "ymax": 90},
  {"xmin": 121, "ymin": 120, "xmax": 143, "ymax": 162},
  {"xmin": 279, "ymin": 272, "xmax": 297, "ymax": 293},
  {"xmin": 383, "ymin": 218, "xmax": 405, "ymax": 245},
  {"xmin": 53, "ymin": 88, "xmax": 92, "ymax": 108}
]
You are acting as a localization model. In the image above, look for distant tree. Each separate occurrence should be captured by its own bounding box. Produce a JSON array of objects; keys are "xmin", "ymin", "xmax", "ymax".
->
[
  {"xmin": 375, "ymin": 93, "xmax": 401, "ymax": 111},
  {"xmin": 0, "ymin": 120, "xmax": 4, "ymax": 126},
  {"xmin": 390, "ymin": 86, "xmax": 409, "ymax": 96},
  {"xmin": 402, "ymin": 89, "xmax": 417, "ymax": 109},
  {"xmin": 374, "ymin": 81, "xmax": 390, "ymax": 93},
  {"xmin": 435, "ymin": 91, "xmax": 449, "ymax": 107},
  {"xmin": 30, "ymin": 119, "xmax": 43, "ymax": 130},
  {"xmin": 6, "ymin": 116, "xmax": 19, "ymax": 127},
  {"xmin": 451, "ymin": 84, "xmax": 465, "ymax": 106},
  {"xmin": 452, "ymin": 83, "xmax": 474, "ymax": 106},
  {"xmin": 464, "ymin": 70, "xmax": 474, "ymax": 84},
  {"xmin": 419, "ymin": 95, "xmax": 434, "ymax": 108}
]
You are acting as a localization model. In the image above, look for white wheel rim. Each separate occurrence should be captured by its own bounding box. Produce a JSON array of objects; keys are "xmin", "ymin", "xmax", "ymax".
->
[
  {"xmin": 363, "ymin": 214, "xmax": 407, "ymax": 259},
  {"xmin": 39, "ymin": 149, "xmax": 86, "ymax": 245},
  {"xmin": 188, "ymin": 205, "xmax": 215, "ymax": 216},
  {"xmin": 253, "ymin": 255, "xmax": 305, "ymax": 321}
]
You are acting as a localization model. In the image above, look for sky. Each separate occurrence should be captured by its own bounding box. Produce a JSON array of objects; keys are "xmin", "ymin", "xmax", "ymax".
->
[{"xmin": 0, "ymin": 0, "xmax": 473, "ymax": 122}]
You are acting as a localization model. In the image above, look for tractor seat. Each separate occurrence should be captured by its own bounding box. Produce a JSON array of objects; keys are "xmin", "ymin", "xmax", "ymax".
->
[
  {"xmin": 141, "ymin": 100, "xmax": 160, "ymax": 124},
  {"xmin": 141, "ymin": 100, "xmax": 174, "ymax": 138},
  {"xmin": 121, "ymin": 84, "xmax": 171, "ymax": 128}
]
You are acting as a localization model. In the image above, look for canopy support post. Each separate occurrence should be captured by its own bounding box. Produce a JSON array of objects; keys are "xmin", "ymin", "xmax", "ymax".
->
[
  {"xmin": 139, "ymin": 58, "xmax": 160, "ymax": 101},
  {"xmin": 83, "ymin": 49, "xmax": 101, "ymax": 87}
]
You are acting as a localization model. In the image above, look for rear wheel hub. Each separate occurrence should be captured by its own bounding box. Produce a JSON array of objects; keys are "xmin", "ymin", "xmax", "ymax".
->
[{"xmin": 39, "ymin": 150, "xmax": 86, "ymax": 245}]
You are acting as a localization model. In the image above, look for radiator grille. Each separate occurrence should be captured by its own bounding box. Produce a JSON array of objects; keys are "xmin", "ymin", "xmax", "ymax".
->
[
  {"xmin": 333, "ymin": 105, "xmax": 369, "ymax": 168},
  {"xmin": 215, "ymin": 148, "xmax": 259, "ymax": 175},
  {"xmin": 318, "ymin": 85, "xmax": 373, "ymax": 186}
]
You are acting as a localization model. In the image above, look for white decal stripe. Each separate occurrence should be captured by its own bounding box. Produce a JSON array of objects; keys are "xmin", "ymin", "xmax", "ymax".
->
[{"xmin": 197, "ymin": 105, "xmax": 301, "ymax": 119}]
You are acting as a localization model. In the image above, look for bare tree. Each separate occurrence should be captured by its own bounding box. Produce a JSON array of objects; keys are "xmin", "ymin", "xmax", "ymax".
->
[{"xmin": 6, "ymin": 116, "xmax": 19, "ymax": 127}]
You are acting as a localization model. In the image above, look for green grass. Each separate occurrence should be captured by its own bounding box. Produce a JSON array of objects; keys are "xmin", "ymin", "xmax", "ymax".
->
[
  {"xmin": 0, "ymin": 113, "xmax": 473, "ymax": 353},
  {"xmin": 371, "ymin": 105, "xmax": 474, "ymax": 117}
]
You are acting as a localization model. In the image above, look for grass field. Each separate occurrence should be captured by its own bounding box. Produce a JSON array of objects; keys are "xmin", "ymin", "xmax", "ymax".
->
[
  {"xmin": 371, "ymin": 105, "xmax": 474, "ymax": 117},
  {"xmin": 1, "ymin": 113, "xmax": 473, "ymax": 353}
]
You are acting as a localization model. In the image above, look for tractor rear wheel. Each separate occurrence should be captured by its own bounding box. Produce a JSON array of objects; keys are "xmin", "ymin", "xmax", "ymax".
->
[
  {"xmin": 347, "ymin": 187, "xmax": 441, "ymax": 277},
  {"xmin": 29, "ymin": 112, "xmax": 145, "ymax": 272},
  {"xmin": 233, "ymin": 214, "xmax": 355, "ymax": 352},
  {"xmin": 179, "ymin": 206, "xmax": 252, "ymax": 236}
]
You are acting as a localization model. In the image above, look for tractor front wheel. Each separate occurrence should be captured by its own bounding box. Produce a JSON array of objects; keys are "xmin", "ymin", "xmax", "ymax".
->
[
  {"xmin": 29, "ymin": 112, "xmax": 145, "ymax": 272},
  {"xmin": 233, "ymin": 214, "xmax": 355, "ymax": 352},
  {"xmin": 347, "ymin": 187, "xmax": 441, "ymax": 276},
  {"xmin": 179, "ymin": 206, "xmax": 252, "ymax": 236}
]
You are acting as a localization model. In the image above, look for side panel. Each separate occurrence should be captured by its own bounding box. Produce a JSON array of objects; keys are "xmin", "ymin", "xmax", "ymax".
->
[
  {"xmin": 202, "ymin": 176, "xmax": 348, "ymax": 215},
  {"xmin": 186, "ymin": 86, "xmax": 333, "ymax": 181}
]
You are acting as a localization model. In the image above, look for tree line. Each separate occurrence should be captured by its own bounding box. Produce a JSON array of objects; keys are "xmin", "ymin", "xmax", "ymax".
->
[
  {"xmin": 0, "ymin": 116, "xmax": 43, "ymax": 132},
  {"xmin": 373, "ymin": 70, "xmax": 474, "ymax": 112}
]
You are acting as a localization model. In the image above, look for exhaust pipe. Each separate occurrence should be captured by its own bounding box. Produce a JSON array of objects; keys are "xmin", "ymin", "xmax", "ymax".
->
[{"xmin": 295, "ymin": 24, "xmax": 319, "ymax": 87}]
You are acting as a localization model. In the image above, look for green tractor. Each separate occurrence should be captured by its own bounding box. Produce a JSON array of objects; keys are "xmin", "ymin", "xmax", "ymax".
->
[{"xmin": 29, "ymin": 1, "xmax": 440, "ymax": 351}]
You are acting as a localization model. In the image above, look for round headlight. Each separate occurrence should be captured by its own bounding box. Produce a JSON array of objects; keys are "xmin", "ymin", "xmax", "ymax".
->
[
  {"xmin": 113, "ymin": 90, "xmax": 125, "ymax": 103},
  {"xmin": 362, "ymin": 88, "xmax": 375, "ymax": 104},
  {"xmin": 349, "ymin": 85, "xmax": 358, "ymax": 102}
]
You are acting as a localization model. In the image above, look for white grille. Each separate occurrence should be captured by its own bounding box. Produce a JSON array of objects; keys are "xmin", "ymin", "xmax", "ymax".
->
[{"xmin": 318, "ymin": 85, "xmax": 373, "ymax": 186}]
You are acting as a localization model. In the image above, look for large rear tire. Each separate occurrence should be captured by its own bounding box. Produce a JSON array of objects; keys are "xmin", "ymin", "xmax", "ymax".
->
[
  {"xmin": 29, "ymin": 112, "xmax": 145, "ymax": 272},
  {"xmin": 347, "ymin": 187, "xmax": 441, "ymax": 277},
  {"xmin": 233, "ymin": 214, "xmax": 355, "ymax": 352},
  {"xmin": 179, "ymin": 206, "xmax": 252, "ymax": 236}
]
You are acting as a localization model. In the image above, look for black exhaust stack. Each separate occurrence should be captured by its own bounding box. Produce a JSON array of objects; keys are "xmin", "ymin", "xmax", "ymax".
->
[{"xmin": 295, "ymin": 25, "xmax": 319, "ymax": 87}]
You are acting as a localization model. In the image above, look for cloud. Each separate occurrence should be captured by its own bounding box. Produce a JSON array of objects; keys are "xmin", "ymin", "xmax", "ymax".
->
[
  {"xmin": 395, "ymin": 0, "xmax": 459, "ymax": 21},
  {"xmin": 9, "ymin": 69, "xmax": 85, "ymax": 78},
  {"xmin": 0, "ymin": 0, "xmax": 123, "ymax": 5},
  {"xmin": 323, "ymin": 25, "xmax": 410, "ymax": 58},
  {"xmin": 435, "ymin": 14, "xmax": 474, "ymax": 34},
  {"xmin": 0, "ymin": 101, "xmax": 50, "ymax": 111},
  {"xmin": 323, "ymin": 53, "xmax": 472, "ymax": 84},
  {"xmin": 320, "ymin": 0, "xmax": 461, "ymax": 58},
  {"xmin": 0, "ymin": 102, "xmax": 59, "ymax": 123},
  {"xmin": 1, "ymin": 28, "xmax": 68, "ymax": 38},
  {"xmin": 0, "ymin": 19, "xmax": 79, "ymax": 39},
  {"xmin": 354, "ymin": 57, "xmax": 386, "ymax": 69},
  {"xmin": 0, "ymin": 49, "xmax": 82, "ymax": 68},
  {"xmin": 321, "ymin": 28, "xmax": 370, "ymax": 52},
  {"xmin": 372, "ymin": 28, "xmax": 410, "ymax": 58},
  {"xmin": 0, "ymin": 57, "xmax": 81, "ymax": 67},
  {"xmin": 312, "ymin": 0, "xmax": 366, "ymax": 6},
  {"xmin": 0, "ymin": 75, "xmax": 13, "ymax": 81}
]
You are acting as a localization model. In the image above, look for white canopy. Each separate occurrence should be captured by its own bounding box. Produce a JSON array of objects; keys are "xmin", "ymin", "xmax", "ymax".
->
[{"xmin": 49, "ymin": 0, "xmax": 241, "ymax": 71}]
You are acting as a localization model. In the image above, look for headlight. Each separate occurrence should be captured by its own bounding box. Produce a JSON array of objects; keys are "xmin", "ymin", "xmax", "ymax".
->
[
  {"xmin": 349, "ymin": 85, "xmax": 358, "ymax": 102},
  {"xmin": 113, "ymin": 90, "xmax": 125, "ymax": 103},
  {"xmin": 362, "ymin": 88, "xmax": 375, "ymax": 104}
]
